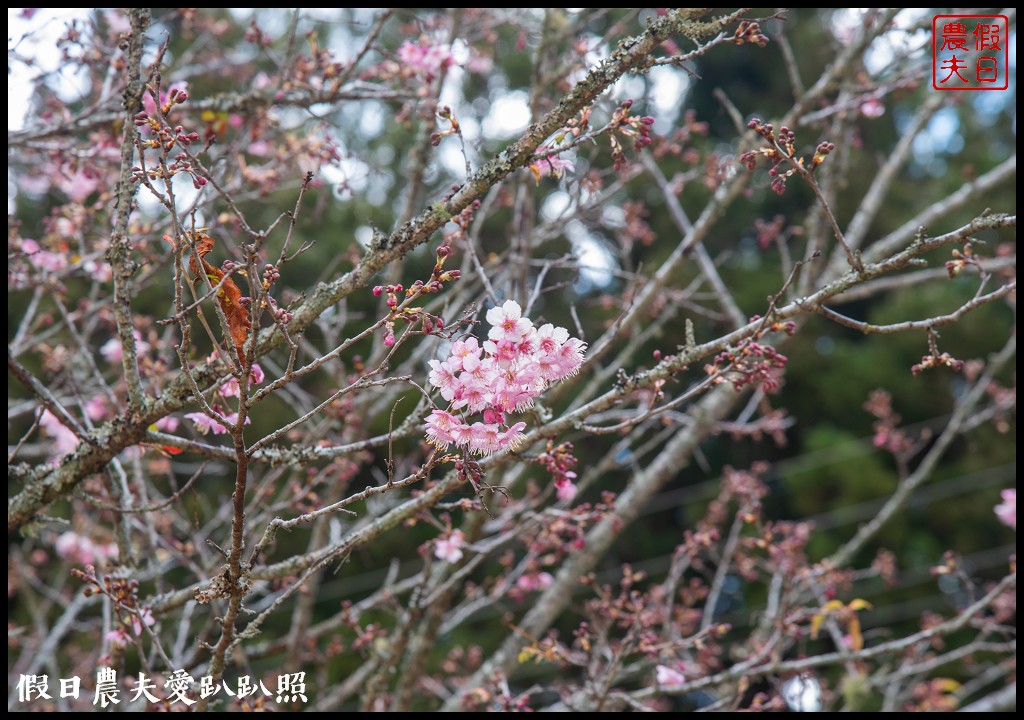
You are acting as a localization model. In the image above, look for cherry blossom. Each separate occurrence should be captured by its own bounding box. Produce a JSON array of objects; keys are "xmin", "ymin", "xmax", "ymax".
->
[
  {"xmin": 220, "ymin": 363, "xmax": 266, "ymax": 398},
  {"xmin": 531, "ymin": 153, "xmax": 576, "ymax": 181},
  {"xmin": 105, "ymin": 629, "xmax": 129, "ymax": 650},
  {"xmin": 554, "ymin": 476, "xmax": 578, "ymax": 502},
  {"xmin": 100, "ymin": 330, "xmax": 150, "ymax": 365},
  {"xmin": 435, "ymin": 529, "xmax": 465, "ymax": 563},
  {"xmin": 994, "ymin": 489, "xmax": 1016, "ymax": 530},
  {"xmin": 860, "ymin": 96, "xmax": 885, "ymax": 118},
  {"xmin": 142, "ymin": 81, "xmax": 189, "ymax": 119},
  {"xmin": 84, "ymin": 396, "xmax": 108, "ymax": 421},
  {"xmin": 423, "ymin": 300, "xmax": 586, "ymax": 459},
  {"xmin": 57, "ymin": 166, "xmax": 102, "ymax": 203},
  {"xmin": 516, "ymin": 571, "xmax": 554, "ymax": 592},
  {"xmin": 486, "ymin": 299, "xmax": 535, "ymax": 343},
  {"xmin": 397, "ymin": 39, "xmax": 453, "ymax": 80},
  {"xmin": 425, "ymin": 409, "xmax": 459, "ymax": 449},
  {"xmin": 39, "ymin": 410, "xmax": 80, "ymax": 458},
  {"xmin": 184, "ymin": 411, "xmax": 251, "ymax": 435},
  {"xmin": 21, "ymin": 238, "xmax": 68, "ymax": 274},
  {"xmin": 153, "ymin": 416, "xmax": 180, "ymax": 432},
  {"xmin": 54, "ymin": 531, "xmax": 118, "ymax": 566},
  {"xmin": 655, "ymin": 663, "xmax": 686, "ymax": 687},
  {"xmin": 131, "ymin": 606, "xmax": 156, "ymax": 637}
]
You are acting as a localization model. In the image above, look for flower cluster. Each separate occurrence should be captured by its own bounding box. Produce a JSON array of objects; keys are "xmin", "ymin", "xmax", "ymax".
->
[
  {"xmin": 185, "ymin": 410, "xmax": 251, "ymax": 435},
  {"xmin": 71, "ymin": 566, "xmax": 154, "ymax": 652},
  {"xmin": 739, "ymin": 118, "xmax": 834, "ymax": 195},
  {"xmin": 374, "ymin": 243, "xmax": 460, "ymax": 346},
  {"xmin": 731, "ymin": 20, "xmax": 770, "ymax": 47},
  {"xmin": 220, "ymin": 363, "xmax": 265, "ymax": 398},
  {"xmin": 397, "ymin": 39, "xmax": 453, "ymax": 82},
  {"xmin": 704, "ymin": 316, "xmax": 795, "ymax": 392},
  {"xmin": 705, "ymin": 341, "xmax": 789, "ymax": 392},
  {"xmin": 864, "ymin": 389, "xmax": 912, "ymax": 456},
  {"xmin": 430, "ymin": 105, "xmax": 462, "ymax": 147},
  {"xmin": 20, "ymin": 237, "xmax": 68, "ymax": 274},
  {"xmin": 528, "ymin": 152, "xmax": 576, "ymax": 183},
  {"xmin": 424, "ymin": 300, "xmax": 586, "ymax": 456},
  {"xmin": 184, "ymin": 363, "xmax": 265, "ymax": 434},
  {"xmin": 609, "ymin": 99, "xmax": 655, "ymax": 172},
  {"xmin": 538, "ymin": 439, "xmax": 580, "ymax": 502},
  {"xmin": 945, "ymin": 242, "xmax": 980, "ymax": 279},
  {"xmin": 910, "ymin": 351, "xmax": 964, "ymax": 376},
  {"xmin": 55, "ymin": 531, "xmax": 118, "ymax": 567}
]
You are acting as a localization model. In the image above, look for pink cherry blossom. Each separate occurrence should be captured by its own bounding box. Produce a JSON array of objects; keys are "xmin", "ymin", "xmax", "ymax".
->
[
  {"xmin": 556, "ymin": 338, "xmax": 586, "ymax": 377},
  {"xmin": 554, "ymin": 477, "xmax": 578, "ymax": 502},
  {"xmin": 486, "ymin": 300, "xmax": 534, "ymax": 344},
  {"xmin": 534, "ymin": 154, "xmax": 576, "ymax": 179},
  {"xmin": 154, "ymin": 415, "xmax": 180, "ymax": 432},
  {"xmin": 452, "ymin": 421, "xmax": 477, "ymax": 447},
  {"xmin": 860, "ymin": 97, "xmax": 885, "ymax": 118},
  {"xmin": 428, "ymin": 359, "xmax": 462, "ymax": 402},
  {"xmin": 498, "ymin": 422, "xmax": 527, "ymax": 452},
  {"xmin": 536, "ymin": 323, "xmax": 569, "ymax": 354},
  {"xmin": 105, "ymin": 629, "xmax": 129, "ymax": 650},
  {"xmin": 142, "ymin": 81, "xmax": 188, "ymax": 119},
  {"xmin": 39, "ymin": 410, "xmax": 80, "ymax": 458},
  {"xmin": 85, "ymin": 396, "xmax": 108, "ymax": 421},
  {"xmin": 435, "ymin": 529, "xmax": 465, "ymax": 563},
  {"xmin": 100, "ymin": 330, "xmax": 150, "ymax": 365},
  {"xmin": 425, "ymin": 409, "xmax": 458, "ymax": 449},
  {"xmin": 656, "ymin": 663, "xmax": 686, "ymax": 687},
  {"xmin": 221, "ymin": 363, "xmax": 266, "ymax": 398},
  {"xmin": 397, "ymin": 40, "xmax": 453, "ymax": 80},
  {"xmin": 468, "ymin": 422, "xmax": 502, "ymax": 455},
  {"xmin": 994, "ymin": 489, "xmax": 1016, "ymax": 530},
  {"xmin": 55, "ymin": 531, "xmax": 118, "ymax": 566},
  {"xmin": 185, "ymin": 412, "xmax": 226, "ymax": 435},
  {"xmin": 184, "ymin": 411, "xmax": 250, "ymax": 435},
  {"xmin": 483, "ymin": 337, "xmax": 521, "ymax": 368},
  {"xmin": 422, "ymin": 300, "xmax": 585, "ymax": 462},
  {"xmin": 22, "ymin": 238, "xmax": 68, "ymax": 274},
  {"xmin": 457, "ymin": 382, "xmax": 489, "ymax": 414},
  {"xmin": 516, "ymin": 571, "xmax": 554, "ymax": 592},
  {"xmin": 449, "ymin": 337, "xmax": 483, "ymax": 372},
  {"xmin": 131, "ymin": 606, "xmax": 156, "ymax": 637}
]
